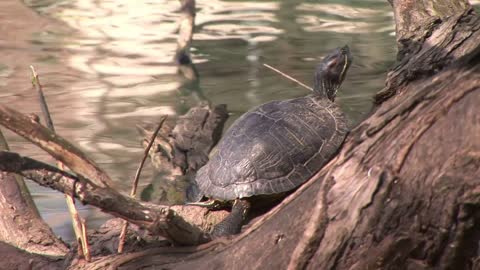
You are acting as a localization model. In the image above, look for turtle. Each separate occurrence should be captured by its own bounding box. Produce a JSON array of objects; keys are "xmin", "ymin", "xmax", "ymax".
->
[{"xmin": 192, "ymin": 45, "xmax": 353, "ymax": 237}]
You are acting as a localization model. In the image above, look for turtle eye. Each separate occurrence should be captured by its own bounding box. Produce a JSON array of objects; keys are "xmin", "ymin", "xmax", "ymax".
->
[{"xmin": 327, "ymin": 58, "xmax": 338, "ymax": 68}]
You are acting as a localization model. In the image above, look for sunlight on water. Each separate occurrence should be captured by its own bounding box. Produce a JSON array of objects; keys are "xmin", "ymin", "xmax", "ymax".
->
[
  {"xmin": 297, "ymin": 3, "xmax": 393, "ymax": 33},
  {"xmin": 2, "ymin": 0, "xmax": 401, "ymax": 241},
  {"xmin": 196, "ymin": 1, "xmax": 282, "ymax": 42},
  {"xmin": 297, "ymin": 3, "xmax": 388, "ymax": 18}
]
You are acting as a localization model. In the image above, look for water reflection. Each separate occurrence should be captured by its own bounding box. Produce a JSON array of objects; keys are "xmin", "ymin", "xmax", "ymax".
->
[
  {"xmin": 297, "ymin": 3, "xmax": 393, "ymax": 33},
  {"xmin": 3, "ymin": 0, "xmax": 403, "ymax": 241}
]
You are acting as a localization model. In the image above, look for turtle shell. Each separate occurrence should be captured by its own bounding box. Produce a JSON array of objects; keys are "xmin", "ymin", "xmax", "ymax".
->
[{"xmin": 195, "ymin": 94, "xmax": 347, "ymax": 201}]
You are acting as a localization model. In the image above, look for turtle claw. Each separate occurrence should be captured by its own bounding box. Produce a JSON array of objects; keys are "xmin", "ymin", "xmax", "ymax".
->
[
  {"xmin": 187, "ymin": 199, "xmax": 230, "ymax": 210},
  {"xmin": 210, "ymin": 199, "xmax": 250, "ymax": 238}
]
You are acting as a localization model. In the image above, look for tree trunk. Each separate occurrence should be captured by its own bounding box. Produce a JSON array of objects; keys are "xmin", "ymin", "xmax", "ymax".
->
[
  {"xmin": 1, "ymin": 0, "xmax": 479, "ymax": 269},
  {"xmin": 0, "ymin": 130, "xmax": 68, "ymax": 257}
]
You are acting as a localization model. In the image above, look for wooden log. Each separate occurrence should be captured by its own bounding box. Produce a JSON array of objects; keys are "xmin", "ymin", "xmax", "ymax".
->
[
  {"xmin": 0, "ymin": 242, "xmax": 62, "ymax": 270},
  {"xmin": 0, "ymin": 105, "xmax": 114, "ymax": 188},
  {"xmin": 0, "ymin": 150, "xmax": 228, "ymax": 246},
  {"xmin": 375, "ymin": 1, "xmax": 478, "ymax": 103},
  {"xmin": 0, "ymin": 131, "xmax": 68, "ymax": 257}
]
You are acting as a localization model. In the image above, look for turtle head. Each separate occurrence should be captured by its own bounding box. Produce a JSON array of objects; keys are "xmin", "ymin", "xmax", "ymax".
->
[{"xmin": 313, "ymin": 45, "xmax": 352, "ymax": 102}]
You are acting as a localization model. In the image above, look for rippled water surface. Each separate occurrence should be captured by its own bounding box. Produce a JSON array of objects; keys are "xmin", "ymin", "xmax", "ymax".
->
[{"xmin": 2, "ymin": 0, "xmax": 475, "ymax": 241}]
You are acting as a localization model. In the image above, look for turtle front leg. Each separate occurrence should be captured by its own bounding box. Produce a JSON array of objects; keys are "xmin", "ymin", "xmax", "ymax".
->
[{"xmin": 211, "ymin": 199, "xmax": 251, "ymax": 238}]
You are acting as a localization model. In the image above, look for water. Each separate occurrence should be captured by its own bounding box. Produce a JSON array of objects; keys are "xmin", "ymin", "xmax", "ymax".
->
[{"xmin": 2, "ymin": 0, "xmax": 468, "ymax": 242}]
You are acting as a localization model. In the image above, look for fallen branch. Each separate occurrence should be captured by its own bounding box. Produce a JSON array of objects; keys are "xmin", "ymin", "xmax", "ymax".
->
[
  {"xmin": 0, "ymin": 100, "xmax": 229, "ymax": 247},
  {"xmin": 0, "ymin": 150, "xmax": 225, "ymax": 245},
  {"xmin": 0, "ymin": 105, "xmax": 114, "ymax": 188}
]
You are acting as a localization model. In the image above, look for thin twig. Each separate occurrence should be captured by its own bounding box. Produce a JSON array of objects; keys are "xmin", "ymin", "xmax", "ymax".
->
[
  {"xmin": 118, "ymin": 116, "xmax": 167, "ymax": 253},
  {"xmin": 30, "ymin": 66, "xmax": 55, "ymax": 131},
  {"xmin": 130, "ymin": 116, "xmax": 167, "ymax": 197},
  {"xmin": 30, "ymin": 66, "xmax": 91, "ymax": 261},
  {"xmin": 61, "ymin": 163, "xmax": 91, "ymax": 261},
  {"xmin": 263, "ymin": 63, "xmax": 313, "ymax": 92}
]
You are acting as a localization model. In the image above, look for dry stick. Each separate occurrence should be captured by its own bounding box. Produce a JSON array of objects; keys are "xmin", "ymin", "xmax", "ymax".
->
[
  {"xmin": 0, "ymin": 104, "xmax": 113, "ymax": 187},
  {"xmin": 263, "ymin": 63, "xmax": 313, "ymax": 92},
  {"xmin": 118, "ymin": 116, "xmax": 167, "ymax": 253},
  {"xmin": 30, "ymin": 66, "xmax": 91, "ymax": 261}
]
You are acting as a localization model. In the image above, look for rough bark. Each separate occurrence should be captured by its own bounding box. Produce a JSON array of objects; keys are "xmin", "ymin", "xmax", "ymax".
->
[
  {"xmin": 376, "ymin": 1, "xmax": 477, "ymax": 103},
  {"xmin": 0, "ymin": 170, "xmax": 69, "ymax": 257},
  {"xmin": 389, "ymin": 0, "xmax": 471, "ymax": 61},
  {"xmin": 0, "ymin": 129, "xmax": 68, "ymax": 257},
  {"xmin": 0, "ymin": 242, "xmax": 62, "ymax": 270}
]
